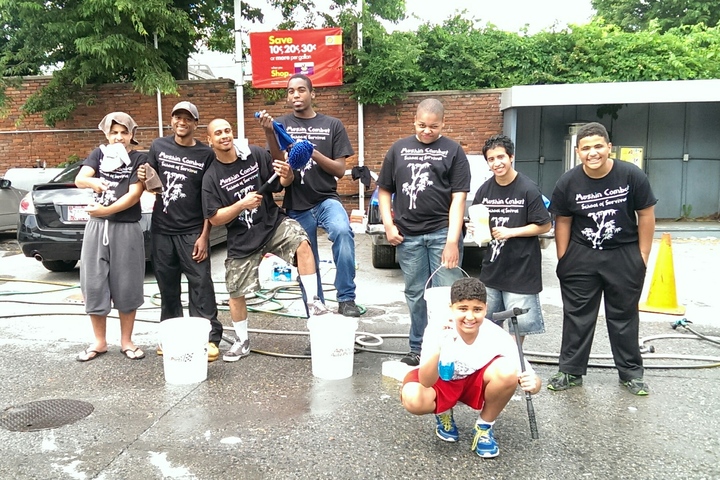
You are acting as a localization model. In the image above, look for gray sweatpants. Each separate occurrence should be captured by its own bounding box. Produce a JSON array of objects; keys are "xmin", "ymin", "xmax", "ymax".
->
[{"xmin": 80, "ymin": 217, "xmax": 145, "ymax": 316}]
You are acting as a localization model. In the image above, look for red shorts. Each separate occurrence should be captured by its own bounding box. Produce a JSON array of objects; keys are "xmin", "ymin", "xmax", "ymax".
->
[{"xmin": 402, "ymin": 357, "xmax": 499, "ymax": 414}]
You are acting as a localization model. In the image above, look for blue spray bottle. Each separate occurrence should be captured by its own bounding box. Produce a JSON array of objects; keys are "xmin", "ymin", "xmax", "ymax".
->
[{"xmin": 438, "ymin": 329, "xmax": 456, "ymax": 381}]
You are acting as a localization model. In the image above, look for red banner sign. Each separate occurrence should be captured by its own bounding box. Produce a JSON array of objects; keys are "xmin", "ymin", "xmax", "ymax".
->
[{"xmin": 249, "ymin": 28, "xmax": 344, "ymax": 88}]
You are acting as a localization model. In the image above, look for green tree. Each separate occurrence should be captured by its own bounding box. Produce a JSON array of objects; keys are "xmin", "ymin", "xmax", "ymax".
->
[
  {"xmin": 591, "ymin": 0, "xmax": 720, "ymax": 32},
  {"xmin": 0, "ymin": 0, "xmax": 405, "ymax": 125}
]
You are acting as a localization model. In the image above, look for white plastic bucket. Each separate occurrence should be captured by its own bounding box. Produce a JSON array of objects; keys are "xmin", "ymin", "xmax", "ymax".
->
[
  {"xmin": 423, "ymin": 285, "xmax": 453, "ymax": 330},
  {"xmin": 159, "ymin": 317, "xmax": 211, "ymax": 385},
  {"xmin": 423, "ymin": 266, "xmax": 469, "ymax": 329},
  {"xmin": 307, "ymin": 316, "xmax": 358, "ymax": 380}
]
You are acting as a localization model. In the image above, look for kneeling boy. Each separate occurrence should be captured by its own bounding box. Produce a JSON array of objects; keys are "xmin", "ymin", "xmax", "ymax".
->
[{"xmin": 400, "ymin": 277, "xmax": 541, "ymax": 458}]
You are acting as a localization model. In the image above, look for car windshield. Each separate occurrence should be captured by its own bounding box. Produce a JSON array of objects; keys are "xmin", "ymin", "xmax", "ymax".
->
[{"xmin": 50, "ymin": 162, "xmax": 82, "ymax": 184}]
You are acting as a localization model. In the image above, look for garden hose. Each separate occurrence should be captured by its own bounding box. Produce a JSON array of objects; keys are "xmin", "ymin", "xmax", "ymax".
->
[{"xmin": 0, "ymin": 277, "xmax": 717, "ymax": 366}]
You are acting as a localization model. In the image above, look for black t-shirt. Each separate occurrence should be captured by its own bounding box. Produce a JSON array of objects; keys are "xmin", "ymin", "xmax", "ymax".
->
[
  {"xmin": 147, "ymin": 136, "xmax": 215, "ymax": 235},
  {"xmin": 473, "ymin": 172, "xmax": 551, "ymax": 294},
  {"xmin": 377, "ymin": 135, "xmax": 470, "ymax": 236},
  {"xmin": 82, "ymin": 147, "xmax": 145, "ymax": 222},
  {"xmin": 201, "ymin": 145, "xmax": 284, "ymax": 258},
  {"xmin": 550, "ymin": 160, "xmax": 657, "ymax": 249},
  {"xmin": 275, "ymin": 113, "xmax": 354, "ymax": 211}
]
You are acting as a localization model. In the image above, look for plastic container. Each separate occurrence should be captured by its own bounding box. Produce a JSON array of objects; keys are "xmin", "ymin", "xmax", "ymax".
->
[
  {"xmin": 423, "ymin": 285, "xmax": 453, "ymax": 330},
  {"xmin": 272, "ymin": 262, "xmax": 292, "ymax": 282},
  {"xmin": 159, "ymin": 317, "xmax": 211, "ymax": 385},
  {"xmin": 307, "ymin": 316, "xmax": 358, "ymax": 380},
  {"xmin": 423, "ymin": 266, "xmax": 469, "ymax": 329},
  {"xmin": 438, "ymin": 331, "xmax": 457, "ymax": 381},
  {"xmin": 468, "ymin": 204, "xmax": 492, "ymax": 244}
]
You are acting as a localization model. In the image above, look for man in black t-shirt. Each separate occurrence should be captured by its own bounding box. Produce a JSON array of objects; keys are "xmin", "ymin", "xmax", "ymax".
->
[
  {"xmin": 259, "ymin": 74, "xmax": 360, "ymax": 318},
  {"xmin": 472, "ymin": 135, "xmax": 551, "ymax": 343},
  {"xmin": 202, "ymin": 118, "xmax": 329, "ymax": 362},
  {"xmin": 547, "ymin": 122, "xmax": 657, "ymax": 396},
  {"xmin": 140, "ymin": 101, "xmax": 222, "ymax": 362},
  {"xmin": 377, "ymin": 98, "xmax": 470, "ymax": 366}
]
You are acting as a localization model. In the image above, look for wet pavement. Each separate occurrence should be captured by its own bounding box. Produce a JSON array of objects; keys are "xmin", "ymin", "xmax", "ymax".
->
[{"xmin": 0, "ymin": 224, "xmax": 719, "ymax": 479}]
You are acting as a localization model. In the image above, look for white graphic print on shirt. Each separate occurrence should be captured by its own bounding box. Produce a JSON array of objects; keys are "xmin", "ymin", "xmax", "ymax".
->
[
  {"xmin": 234, "ymin": 185, "xmax": 258, "ymax": 227},
  {"xmin": 576, "ymin": 185, "xmax": 629, "ymax": 249},
  {"xmin": 488, "ymin": 216, "xmax": 510, "ymax": 262},
  {"xmin": 162, "ymin": 171, "xmax": 188, "ymax": 213},
  {"xmin": 584, "ymin": 209, "xmax": 622, "ymax": 249},
  {"xmin": 219, "ymin": 163, "xmax": 260, "ymax": 228},
  {"xmin": 95, "ymin": 180, "xmax": 119, "ymax": 206},
  {"xmin": 402, "ymin": 162, "xmax": 434, "ymax": 209},
  {"xmin": 157, "ymin": 150, "xmax": 208, "ymax": 212}
]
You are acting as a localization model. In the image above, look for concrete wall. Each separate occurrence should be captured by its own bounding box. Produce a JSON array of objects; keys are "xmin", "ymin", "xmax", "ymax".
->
[{"xmin": 0, "ymin": 77, "xmax": 504, "ymax": 214}]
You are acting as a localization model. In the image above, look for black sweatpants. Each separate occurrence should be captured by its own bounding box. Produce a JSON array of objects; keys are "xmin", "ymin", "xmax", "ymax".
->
[
  {"xmin": 556, "ymin": 241, "xmax": 646, "ymax": 381},
  {"xmin": 152, "ymin": 232, "xmax": 223, "ymax": 345}
]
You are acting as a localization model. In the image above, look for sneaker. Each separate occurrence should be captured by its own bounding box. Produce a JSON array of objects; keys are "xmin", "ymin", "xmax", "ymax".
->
[
  {"xmin": 400, "ymin": 351, "xmax": 420, "ymax": 366},
  {"xmin": 621, "ymin": 378, "xmax": 650, "ymax": 396},
  {"xmin": 471, "ymin": 424, "xmax": 499, "ymax": 458},
  {"xmin": 207, "ymin": 342, "xmax": 219, "ymax": 362},
  {"xmin": 308, "ymin": 296, "xmax": 329, "ymax": 317},
  {"xmin": 338, "ymin": 300, "xmax": 361, "ymax": 317},
  {"xmin": 435, "ymin": 409, "xmax": 459, "ymax": 442},
  {"xmin": 547, "ymin": 372, "xmax": 583, "ymax": 391},
  {"xmin": 156, "ymin": 344, "xmax": 163, "ymax": 356},
  {"xmin": 223, "ymin": 338, "xmax": 250, "ymax": 362}
]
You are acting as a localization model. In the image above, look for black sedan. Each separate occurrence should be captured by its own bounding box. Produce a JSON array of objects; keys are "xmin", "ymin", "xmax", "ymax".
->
[{"xmin": 17, "ymin": 162, "xmax": 226, "ymax": 272}]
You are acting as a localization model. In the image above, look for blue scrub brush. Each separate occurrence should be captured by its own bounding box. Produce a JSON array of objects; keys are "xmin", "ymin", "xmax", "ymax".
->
[{"xmin": 255, "ymin": 112, "xmax": 314, "ymax": 194}]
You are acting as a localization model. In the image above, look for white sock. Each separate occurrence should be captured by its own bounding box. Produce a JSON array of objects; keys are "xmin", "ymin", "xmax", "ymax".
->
[
  {"xmin": 477, "ymin": 415, "xmax": 495, "ymax": 426},
  {"xmin": 300, "ymin": 274, "xmax": 318, "ymax": 301},
  {"xmin": 233, "ymin": 320, "xmax": 248, "ymax": 343}
]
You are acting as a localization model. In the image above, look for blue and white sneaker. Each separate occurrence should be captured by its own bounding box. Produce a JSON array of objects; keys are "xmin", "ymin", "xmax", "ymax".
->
[
  {"xmin": 471, "ymin": 423, "xmax": 499, "ymax": 458},
  {"xmin": 434, "ymin": 409, "xmax": 459, "ymax": 442}
]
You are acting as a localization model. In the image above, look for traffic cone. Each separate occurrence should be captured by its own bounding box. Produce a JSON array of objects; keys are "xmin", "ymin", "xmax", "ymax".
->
[{"xmin": 639, "ymin": 233, "xmax": 686, "ymax": 315}]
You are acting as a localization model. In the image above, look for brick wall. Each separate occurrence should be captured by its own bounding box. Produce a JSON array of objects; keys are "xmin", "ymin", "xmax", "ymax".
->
[{"xmin": 1, "ymin": 77, "xmax": 503, "ymax": 213}]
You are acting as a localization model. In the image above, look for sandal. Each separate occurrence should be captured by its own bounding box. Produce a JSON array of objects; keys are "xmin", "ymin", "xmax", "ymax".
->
[
  {"xmin": 121, "ymin": 347, "xmax": 146, "ymax": 360},
  {"xmin": 77, "ymin": 349, "xmax": 108, "ymax": 362}
]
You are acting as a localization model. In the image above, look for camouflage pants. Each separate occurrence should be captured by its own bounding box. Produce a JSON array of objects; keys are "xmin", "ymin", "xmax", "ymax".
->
[{"xmin": 225, "ymin": 217, "xmax": 309, "ymax": 298}]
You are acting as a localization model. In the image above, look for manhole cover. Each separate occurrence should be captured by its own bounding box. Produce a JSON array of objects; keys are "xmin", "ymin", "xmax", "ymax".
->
[{"xmin": 0, "ymin": 399, "xmax": 94, "ymax": 432}]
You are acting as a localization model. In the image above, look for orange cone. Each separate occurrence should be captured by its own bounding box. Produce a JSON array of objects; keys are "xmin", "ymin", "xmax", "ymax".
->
[{"xmin": 639, "ymin": 233, "xmax": 686, "ymax": 315}]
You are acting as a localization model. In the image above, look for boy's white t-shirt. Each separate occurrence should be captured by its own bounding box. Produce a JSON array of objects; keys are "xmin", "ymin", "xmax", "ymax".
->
[{"xmin": 420, "ymin": 319, "xmax": 535, "ymax": 381}]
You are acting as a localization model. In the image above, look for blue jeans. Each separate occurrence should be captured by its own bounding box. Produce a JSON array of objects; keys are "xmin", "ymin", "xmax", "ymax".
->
[
  {"xmin": 288, "ymin": 198, "xmax": 356, "ymax": 303},
  {"xmin": 396, "ymin": 228, "xmax": 464, "ymax": 353},
  {"xmin": 485, "ymin": 287, "xmax": 545, "ymax": 336}
]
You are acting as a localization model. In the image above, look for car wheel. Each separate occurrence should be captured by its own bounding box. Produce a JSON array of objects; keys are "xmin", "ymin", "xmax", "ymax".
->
[
  {"xmin": 41, "ymin": 259, "xmax": 78, "ymax": 272},
  {"xmin": 371, "ymin": 243, "xmax": 398, "ymax": 269}
]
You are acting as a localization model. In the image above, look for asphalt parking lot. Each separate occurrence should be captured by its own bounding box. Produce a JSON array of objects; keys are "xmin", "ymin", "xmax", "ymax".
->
[{"xmin": 1, "ymin": 225, "xmax": 719, "ymax": 479}]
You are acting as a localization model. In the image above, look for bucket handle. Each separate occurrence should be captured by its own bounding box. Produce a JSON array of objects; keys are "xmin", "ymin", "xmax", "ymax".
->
[{"xmin": 424, "ymin": 264, "xmax": 470, "ymax": 293}]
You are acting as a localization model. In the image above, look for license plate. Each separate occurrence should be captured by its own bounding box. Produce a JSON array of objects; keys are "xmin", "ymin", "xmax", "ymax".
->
[{"xmin": 67, "ymin": 205, "xmax": 90, "ymax": 222}]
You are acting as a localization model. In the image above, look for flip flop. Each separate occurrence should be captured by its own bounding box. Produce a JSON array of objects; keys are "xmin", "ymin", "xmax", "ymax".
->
[
  {"xmin": 121, "ymin": 347, "xmax": 146, "ymax": 360},
  {"xmin": 77, "ymin": 349, "xmax": 108, "ymax": 362}
]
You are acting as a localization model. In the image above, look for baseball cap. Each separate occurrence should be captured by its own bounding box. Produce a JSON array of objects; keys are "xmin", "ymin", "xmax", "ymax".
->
[
  {"xmin": 98, "ymin": 112, "xmax": 139, "ymax": 145},
  {"xmin": 171, "ymin": 101, "xmax": 199, "ymax": 121}
]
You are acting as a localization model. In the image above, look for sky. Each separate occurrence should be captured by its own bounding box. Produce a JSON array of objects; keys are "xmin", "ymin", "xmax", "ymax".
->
[{"xmin": 191, "ymin": 0, "xmax": 595, "ymax": 82}]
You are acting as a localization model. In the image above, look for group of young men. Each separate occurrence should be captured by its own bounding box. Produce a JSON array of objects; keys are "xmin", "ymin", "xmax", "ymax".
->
[
  {"xmin": 75, "ymin": 75, "xmax": 656, "ymax": 460},
  {"xmin": 146, "ymin": 75, "xmax": 363, "ymax": 363},
  {"xmin": 382, "ymin": 101, "xmax": 655, "ymax": 458}
]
